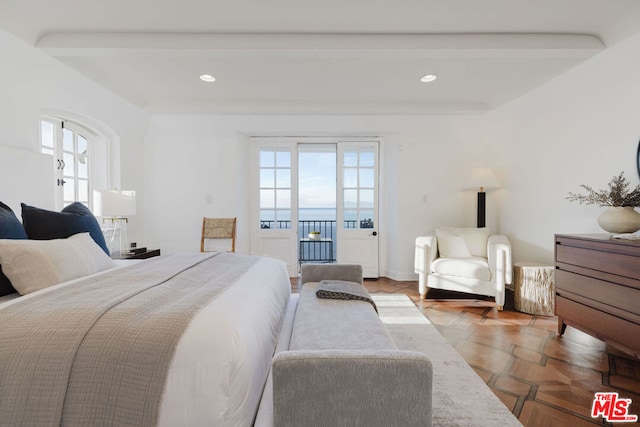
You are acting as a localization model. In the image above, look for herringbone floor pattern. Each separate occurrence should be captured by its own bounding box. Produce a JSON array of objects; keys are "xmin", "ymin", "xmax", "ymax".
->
[{"xmin": 292, "ymin": 277, "xmax": 640, "ymax": 426}]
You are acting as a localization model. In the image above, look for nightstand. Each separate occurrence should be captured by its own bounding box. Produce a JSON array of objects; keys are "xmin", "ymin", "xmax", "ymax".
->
[{"xmin": 115, "ymin": 249, "xmax": 161, "ymax": 260}]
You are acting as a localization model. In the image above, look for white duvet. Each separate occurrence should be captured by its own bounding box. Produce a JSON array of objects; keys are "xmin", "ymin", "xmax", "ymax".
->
[{"xmin": 0, "ymin": 255, "xmax": 291, "ymax": 427}]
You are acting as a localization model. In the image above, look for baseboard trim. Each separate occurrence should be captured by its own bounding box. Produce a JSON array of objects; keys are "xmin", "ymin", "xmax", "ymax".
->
[{"xmin": 384, "ymin": 271, "xmax": 418, "ymax": 282}]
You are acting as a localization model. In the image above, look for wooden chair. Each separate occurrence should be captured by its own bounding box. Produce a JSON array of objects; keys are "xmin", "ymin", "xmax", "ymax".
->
[{"xmin": 200, "ymin": 217, "xmax": 237, "ymax": 253}]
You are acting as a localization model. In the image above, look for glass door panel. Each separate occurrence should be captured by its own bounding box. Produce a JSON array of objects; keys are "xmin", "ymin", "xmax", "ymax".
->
[
  {"xmin": 298, "ymin": 144, "xmax": 337, "ymax": 265},
  {"xmin": 259, "ymin": 149, "xmax": 292, "ymax": 230},
  {"xmin": 337, "ymin": 142, "xmax": 379, "ymax": 278}
]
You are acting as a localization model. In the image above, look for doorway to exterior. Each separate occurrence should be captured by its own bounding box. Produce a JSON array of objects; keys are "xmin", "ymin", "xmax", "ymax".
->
[
  {"xmin": 298, "ymin": 144, "xmax": 337, "ymax": 268},
  {"xmin": 252, "ymin": 138, "xmax": 379, "ymax": 278}
]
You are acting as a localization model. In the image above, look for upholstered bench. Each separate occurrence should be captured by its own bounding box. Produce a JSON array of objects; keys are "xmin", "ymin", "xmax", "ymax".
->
[{"xmin": 256, "ymin": 264, "xmax": 433, "ymax": 427}]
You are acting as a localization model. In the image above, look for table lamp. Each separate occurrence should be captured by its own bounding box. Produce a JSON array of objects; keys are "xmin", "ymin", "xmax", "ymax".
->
[
  {"xmin": 93, "ymin": 190, "xmax": 136, "ymax": 256},
  {"xmin": 463, "ymin": 168, "xmax": 501, "ymax": 228}
]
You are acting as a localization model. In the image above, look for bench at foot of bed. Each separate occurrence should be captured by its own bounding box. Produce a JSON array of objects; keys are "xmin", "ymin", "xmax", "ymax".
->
[{"xmin": 257, "ymin": 264, "xmax": 433, "ymax": 427}]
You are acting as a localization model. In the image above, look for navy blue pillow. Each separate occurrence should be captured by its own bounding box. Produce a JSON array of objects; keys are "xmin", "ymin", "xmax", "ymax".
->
[
  {"xmin": 21, "ymin": 202, "xmax": 110, "ymax": 255},
  {"xmin": 0, "ymin": 202, "xmax": 28, "ymax": 296}
]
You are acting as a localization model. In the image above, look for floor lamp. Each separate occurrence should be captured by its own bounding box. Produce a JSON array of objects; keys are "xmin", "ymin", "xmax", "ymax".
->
[
  {"xmin": 464, "ymin": 168, "xmax": 501, "ymax": 228},
  {"xmin": 93, "ymin": 190, "xmax": 136, "ymax": 256}
]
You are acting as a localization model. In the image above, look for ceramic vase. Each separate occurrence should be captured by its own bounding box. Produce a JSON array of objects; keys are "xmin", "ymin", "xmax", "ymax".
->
[{"xmin": 597, "ymin": 206, "xmax": 640, "ymax": 233}]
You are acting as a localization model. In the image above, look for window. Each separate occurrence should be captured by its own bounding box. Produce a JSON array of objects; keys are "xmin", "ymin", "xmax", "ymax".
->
[
  {"xmin": 40, "ymin": 118, "xmax": 93, "ymax": 209},
  {"xmin": 259, "ymin": 149, "xmax": 292, "ymax": 229},
  {"xmin": 342, "ymin": 147, "xmax": 376, "ymax": 229}
]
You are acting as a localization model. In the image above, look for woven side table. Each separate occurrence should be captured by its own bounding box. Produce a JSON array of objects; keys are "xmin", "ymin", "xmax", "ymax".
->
[{"xmin": 513, "ymin": 262, "xmax": 555, "ymax": 316}]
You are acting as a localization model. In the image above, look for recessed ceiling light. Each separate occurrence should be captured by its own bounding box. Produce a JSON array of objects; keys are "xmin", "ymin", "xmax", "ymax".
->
[
  {"xmin": 420, "ymin": 74, "xmax": 437, "ymax": 83},
  {"xmin": 199, "ymin": 74, "xmax": 216, "ymax": 82}
]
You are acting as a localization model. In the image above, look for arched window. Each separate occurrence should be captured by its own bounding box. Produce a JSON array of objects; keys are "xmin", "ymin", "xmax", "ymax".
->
[{"xmin": 40, "ymin": 116, "xmax": 112, "ymax": 210}]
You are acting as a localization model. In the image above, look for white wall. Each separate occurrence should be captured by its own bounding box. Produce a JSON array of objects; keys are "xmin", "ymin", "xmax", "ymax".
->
[
  {"xmin": 0, "ymin": 29, "xmax": 150, "ymax": 244},
  {"xmin": 145, "ymin": 26, "xmax": 640, "ymax": 277},
  {"xmin": 8, "ymin": 20, "xmax": 639, "ymax": 277},
  {"xmin": 486, "ymin": 31, "xmax": 640, "ymax": 264},
  {"xmin": 144, "ymin": 114, "xmax": 492, "ymax": 279}
]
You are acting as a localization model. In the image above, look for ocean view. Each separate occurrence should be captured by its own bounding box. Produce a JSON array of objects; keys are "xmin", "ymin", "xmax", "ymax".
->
[
  {"xmin": 260, "ymin": 208, "xmax": 371, "ymax": 230},
  {"xmin": 299, "ymin": 208, "xmax": 336, "ymax": 221},
  {"xmin": 260, "ymin": 208, "xmax": 373, "ymax": 263}
]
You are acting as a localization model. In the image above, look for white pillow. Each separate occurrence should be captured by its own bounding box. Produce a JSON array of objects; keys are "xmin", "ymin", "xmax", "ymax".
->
[
  {"xmin": 459, "ymin": 227, "xmax": 490, "ymax": 258},
  {"xmin": 0, "ymin": 233, "xmax": 116, "ymax": 295},
  {"xmin": 435, "ymin": 227, "xmax": 472, "ymax": 259}
]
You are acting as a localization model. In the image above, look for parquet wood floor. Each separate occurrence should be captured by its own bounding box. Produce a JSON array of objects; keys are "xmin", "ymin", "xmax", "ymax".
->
[{"xmin": 292, "ymin": 277, "xmax": 640, "ymax": 426}]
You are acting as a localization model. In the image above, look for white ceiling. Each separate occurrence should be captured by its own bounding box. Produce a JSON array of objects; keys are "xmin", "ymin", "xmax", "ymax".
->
[{"xmin": 3, "ymin": 0, "xmax": 640, "ymax": 114}]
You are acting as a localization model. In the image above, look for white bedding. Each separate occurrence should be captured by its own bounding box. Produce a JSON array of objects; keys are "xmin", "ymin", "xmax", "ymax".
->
[
  {"xmin": 158, "ymin": 256, "xmax": 290, "ymax": 426},
  {"xmin": 0, "ymin": 293, "xmax": 18, "ymax": 304},
  {"xmin": 0, "ymin": 255, "xmax": 291, "ymax": 427}
]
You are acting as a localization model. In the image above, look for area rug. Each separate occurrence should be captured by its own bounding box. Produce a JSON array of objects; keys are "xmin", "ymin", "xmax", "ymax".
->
[{"xmin": 372, "ymin": 293, "xmax": 522, "ymax": 427}]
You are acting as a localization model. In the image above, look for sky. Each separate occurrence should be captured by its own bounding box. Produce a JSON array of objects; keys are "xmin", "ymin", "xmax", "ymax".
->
[
  {"xmin": 260, "ymin": 146, "xmax": 375, "ymax": 223},
  {"xmin": 298, "ymin": 151, "xmax": 336, "ymax": 209}
]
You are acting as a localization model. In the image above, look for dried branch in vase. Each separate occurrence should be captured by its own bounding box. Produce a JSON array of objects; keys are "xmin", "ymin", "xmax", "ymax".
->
[{"xmin": 566, "ymin": 172, "xmax": 640, "ymax": 207}]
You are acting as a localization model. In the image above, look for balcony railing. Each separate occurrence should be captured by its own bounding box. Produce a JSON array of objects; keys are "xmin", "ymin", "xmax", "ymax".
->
[
  {"xmin": 260, "ymin": 219, "xmax": 373, "ymax": 232},
  {"xmin": 259, "ymin": 219, "xmax": 373, "ymax": 265}
]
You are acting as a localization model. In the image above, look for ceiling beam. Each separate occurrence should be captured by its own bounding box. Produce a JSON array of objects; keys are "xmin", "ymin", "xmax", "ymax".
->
[{"xmin": 37, "ymin": 32, "xmax": 604, "ymax": 59}]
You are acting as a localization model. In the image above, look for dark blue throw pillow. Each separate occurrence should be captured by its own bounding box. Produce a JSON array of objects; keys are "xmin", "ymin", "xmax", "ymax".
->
[
  {"xmin": 0, "ymin": 202, "xmax": 28, "ymax": 296},
  {"xmin": 21, "ymin": 202, "xmax": 110, "ymax": 256}
]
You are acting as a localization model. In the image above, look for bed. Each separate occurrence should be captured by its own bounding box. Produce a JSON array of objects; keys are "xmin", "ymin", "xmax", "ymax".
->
[
  {"xmin": 0, "ymin": 145, "xmax": 291, "ymax": 426},
  {"xmin": 0, "ymin": 251, "xmax": 290, "ymax": 426},
  {"xmin": 0, "ymin": 207, "xmax": 290, "ymax": 426}
]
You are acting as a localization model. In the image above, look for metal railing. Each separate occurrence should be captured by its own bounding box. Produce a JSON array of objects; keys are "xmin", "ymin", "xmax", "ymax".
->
[
  {"xmin": 259, "ymin": 219, "xmax": 374, "ymax": 265},
  {"xmin": 299, "ymin": 220, "xmax": 336, "ymax": 264},
  {"xmin": 259, "ymin": 219, "xmax": 366, "ymax": 231}
]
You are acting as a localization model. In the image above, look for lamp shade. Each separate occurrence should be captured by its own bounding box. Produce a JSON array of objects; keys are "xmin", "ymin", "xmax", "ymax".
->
[
  {"xmin": 463, "ymin": 168, "xmax": 501, "ymax": 191},
  {"xmin": 93, "ymin": 190, "xmax": 136, "ymax": 217}
]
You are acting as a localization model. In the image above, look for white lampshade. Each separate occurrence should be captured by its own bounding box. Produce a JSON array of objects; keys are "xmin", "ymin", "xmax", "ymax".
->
[
  {"xmin": 93, "ymin": 190, "xmax": 136, "ymax": 217},
  {"xmin": 463, "ymin": 168, "xmax": 501, "ymax": 192}
]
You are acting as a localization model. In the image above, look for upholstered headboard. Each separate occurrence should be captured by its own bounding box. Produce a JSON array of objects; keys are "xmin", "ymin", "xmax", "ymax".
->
[{"xmin": 0, "ymin": 145, "xmax": 55, "ymax": 215}]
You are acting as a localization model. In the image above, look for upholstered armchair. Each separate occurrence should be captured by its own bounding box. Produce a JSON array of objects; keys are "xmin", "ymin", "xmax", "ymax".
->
[{"xmin": 414, "ymin": 227, "xmax": 512, "ymax": 310}]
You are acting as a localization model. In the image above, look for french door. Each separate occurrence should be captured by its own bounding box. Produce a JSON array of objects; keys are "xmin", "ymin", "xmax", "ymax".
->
[
  {"xmin": 336, "ymin": 142, "xmax": 379, "ymax": 278},
  {"xmin": 251, "ymin": 138, "xmax": 379, "ymax": 278},
  {"xmin": 251, "ymin": 142, "xmax": 298, "ymax": 276},
  {"xmin": 40, "ymin": 119, "xmax": 91, "ymax": 210}
]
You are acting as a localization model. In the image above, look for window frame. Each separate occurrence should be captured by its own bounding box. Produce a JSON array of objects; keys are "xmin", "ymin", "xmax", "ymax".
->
[
  {"xmin": 259, "ymin": 148, "xmax": 293, "ymax": 230},
  {"xmin": 39, "ymin": 117, "xmax": 100, "ymax": 210}
]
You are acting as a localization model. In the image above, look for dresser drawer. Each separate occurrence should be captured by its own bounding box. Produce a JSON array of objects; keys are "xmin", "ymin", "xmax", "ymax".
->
[
  {"xmin": 556, "ymin": 296, "xmax": 640, "ymax": 358},
  {"xmin": 556, "ymin": 270, "xmax": 640, "ymax": 318},
  {"xmin": 555, "ymin": 234, "xmax": 640, "ymax": 357},
  {"xmin": 556, "ymin": 242, "xmax": 640, "ymax": 280}
]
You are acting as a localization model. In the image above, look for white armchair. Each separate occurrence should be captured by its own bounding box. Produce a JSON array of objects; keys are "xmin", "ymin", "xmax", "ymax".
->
[{"xmin": 414, "ymin": 226, "xmax": 512, "ymax": 310}]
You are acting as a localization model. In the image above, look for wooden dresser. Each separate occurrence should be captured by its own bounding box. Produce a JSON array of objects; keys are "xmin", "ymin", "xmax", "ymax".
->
[{"xmin": 555, "ymin": 234, "xmax": 640, "ymax": 358}]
